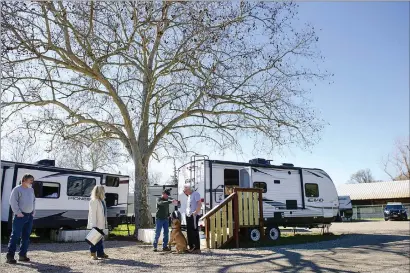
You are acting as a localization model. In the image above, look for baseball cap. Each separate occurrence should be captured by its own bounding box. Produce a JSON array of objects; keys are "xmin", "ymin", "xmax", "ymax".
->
[{"xmin": 163, "ymin": 189, "xmax": 171, "ymax": 196}]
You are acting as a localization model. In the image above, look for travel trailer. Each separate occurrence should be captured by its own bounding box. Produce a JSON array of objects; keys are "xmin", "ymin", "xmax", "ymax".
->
[
  {"xmin": 337, "ymin": 195, "xmax": 353, "ymax": 221},
  {"xmin": 1, "ymin": 160, "xmax": 129, "ymax": 237},
  {"xmin": 176, "ymin": 157, "xmax": 339, "ymax": 238},
  {"xmin": 127, "ymin": 184, "xmax": 178, "ymax": 224}
]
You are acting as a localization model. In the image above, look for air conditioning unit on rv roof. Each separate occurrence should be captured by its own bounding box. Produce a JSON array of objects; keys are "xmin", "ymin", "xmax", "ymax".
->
[
  {"xmin": 249, "ymin": 158, "xmax": 271, "ymax": 165},
  {"xmin": 35, "ymin": 159, "xmax": 56, "ymax": 167}
]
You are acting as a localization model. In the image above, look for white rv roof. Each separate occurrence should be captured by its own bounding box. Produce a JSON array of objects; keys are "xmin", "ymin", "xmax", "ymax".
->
[{"xmin": 337, "ymin": 180, "xmax": 410, "ymax": 200}]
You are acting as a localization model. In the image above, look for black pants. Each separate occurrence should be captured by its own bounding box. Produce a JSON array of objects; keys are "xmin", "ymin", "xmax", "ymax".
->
[{"xmin": 186, "ymin": 215, "xmax": 200, "ymax": 250}]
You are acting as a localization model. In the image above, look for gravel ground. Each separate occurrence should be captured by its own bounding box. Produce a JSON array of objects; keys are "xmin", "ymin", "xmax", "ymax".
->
[{"xmin": 1, "ymin": 221, "xmax": 409, "ymax": 273}]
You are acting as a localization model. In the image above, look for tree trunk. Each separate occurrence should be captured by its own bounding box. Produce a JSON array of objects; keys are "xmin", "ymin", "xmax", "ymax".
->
[{"xmin": 133, "ymin": 160, "xmax": 151, "ymax": 236}]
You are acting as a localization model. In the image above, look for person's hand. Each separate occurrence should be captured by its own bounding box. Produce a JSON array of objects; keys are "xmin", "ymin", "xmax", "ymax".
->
[
  {"xmin": 172, "ymin": 199, "xmax": 178, "ymax": 205},
  {"xmin": 17, "ymin": 213, "xmax": 24, "ymax": 218},
  {"xmin": 32, "ymin": 212, "xmax": 35, "ymax": 217}
]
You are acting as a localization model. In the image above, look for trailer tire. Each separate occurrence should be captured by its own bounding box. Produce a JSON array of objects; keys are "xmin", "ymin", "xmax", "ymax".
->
[
  {"xmin": 266, "ymin": 226, "xmax": 281, "ymax": 241},
  {"xmin": 249, "ymin": 228, "xmax": 261, "ymax": 242}
]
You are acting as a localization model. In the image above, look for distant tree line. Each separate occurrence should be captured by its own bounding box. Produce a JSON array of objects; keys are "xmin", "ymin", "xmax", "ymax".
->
[{"xmin": 348, "ymin": 136, "xmax": 410, "ymax": 183}]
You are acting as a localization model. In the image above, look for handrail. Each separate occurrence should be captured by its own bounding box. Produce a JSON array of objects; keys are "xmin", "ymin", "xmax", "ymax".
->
[
  {"xmin": 200, "ymin": 187, "xmax": 264, "ymax": 249},
  {"xmin": 199, "ymin": 192, "xmax": 236, "ymax": 221}
]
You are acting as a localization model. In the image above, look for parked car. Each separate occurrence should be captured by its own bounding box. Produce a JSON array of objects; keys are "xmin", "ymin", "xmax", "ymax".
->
[{"xmin": 384, "ymin": 203, "xmax": 408, "ymax": 221}]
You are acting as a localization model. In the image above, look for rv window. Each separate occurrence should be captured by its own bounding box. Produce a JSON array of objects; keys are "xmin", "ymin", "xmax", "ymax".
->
[
  {"xmin": 33, "ymin": 181, "xmax": 60, "ymax": 198},
  {"xmin": 67, "ymin": 176, "xmax": 96, "ymax": 197},
  {"xmin": 106, "ymin": 176, "xmax": 120, "ymax": 187},
  {"xmin": 253, "ymin": 182, "xmax": 267, "ymax": 193},
  {"xmin": 305, "ymin": 183, "xmax": 319, "ymax": 197}
]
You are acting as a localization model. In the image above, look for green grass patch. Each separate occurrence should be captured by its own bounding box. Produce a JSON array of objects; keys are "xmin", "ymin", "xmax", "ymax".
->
[
  {"xmin": 350, "ymin": 218, "xmax": 384, "ymax": 222},
  {"xmin": 109, "ymin": 224, "xmax": 136, "ymax": 237},
  {"xmin": 221, "ymin": 232, "xmax": 340, "ymax": 249}
]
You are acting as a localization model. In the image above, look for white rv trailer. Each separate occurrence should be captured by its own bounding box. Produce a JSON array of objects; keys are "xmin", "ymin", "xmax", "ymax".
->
[
  {"xmin": 337, "ymin": 195, "xmax": 353, "ymax": 221},
  {"xmin": 176, "ymin": 157, "xmax": 339, "ymax": 239},
  {"xmin": 127, "ymin": 184, "xmax": 178, "ymax": 224},
  {"xmin": 1, "ymin": 160, "xmax": 129, "ymax": 237}
]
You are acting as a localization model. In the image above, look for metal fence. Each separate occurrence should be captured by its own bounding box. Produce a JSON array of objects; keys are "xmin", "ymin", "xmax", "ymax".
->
[{"xmin": 352, "ymin": 204, "xmax": 410, "ymax": 219}]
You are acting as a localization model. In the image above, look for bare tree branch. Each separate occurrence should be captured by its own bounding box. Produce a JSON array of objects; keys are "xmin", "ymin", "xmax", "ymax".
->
[{"xmin": 1, "ymin": 1, "xmax": 331, "ymax": 229}]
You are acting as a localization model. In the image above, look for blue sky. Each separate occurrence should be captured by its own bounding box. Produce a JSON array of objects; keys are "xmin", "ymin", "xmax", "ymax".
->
[
  {"xmin": 293, "ymin": 2, "xmax": 409, "ymax": 184},
  {"xmin": 148, "ymin": 2, "xmax": 409, "ymax": 186},
  {"xmin": 2, "ymin": 2, "xmax": 406, "ymax": 187}
]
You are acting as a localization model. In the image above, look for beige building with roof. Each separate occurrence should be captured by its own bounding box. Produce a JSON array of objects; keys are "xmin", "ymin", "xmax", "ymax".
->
[{"xmin": 337, "ymin": 180, "xmax": 410, "ymax": 205}]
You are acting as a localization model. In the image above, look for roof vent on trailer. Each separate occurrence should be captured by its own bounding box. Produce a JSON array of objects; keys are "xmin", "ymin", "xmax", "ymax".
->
[
  {"xmin": 36, "ymin": 159, "xmax": 56, "ymax": 167},
  {"xmin": 282, "ymin": 163, "xmax": 294, "ymax": 167},
  {"xmin": 249, "ymin": 158, "xmax": 271, "ymax": 165}
]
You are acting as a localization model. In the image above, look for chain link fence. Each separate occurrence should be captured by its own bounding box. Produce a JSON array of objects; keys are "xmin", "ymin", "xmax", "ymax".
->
[{"xmin": 352, "ymin": 203, "xmax": 410, "ymax": 219}]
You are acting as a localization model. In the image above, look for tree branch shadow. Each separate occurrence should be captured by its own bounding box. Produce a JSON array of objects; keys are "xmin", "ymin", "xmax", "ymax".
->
[{"xmin": 8, "ymin": 261, "xmax": 82, "ymax": 273}]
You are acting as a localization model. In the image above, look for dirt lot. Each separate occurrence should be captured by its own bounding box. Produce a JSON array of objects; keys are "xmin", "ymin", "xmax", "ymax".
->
[{"xmin": 1, "ymin": 221, "xmax": 409, "ymax": 273}]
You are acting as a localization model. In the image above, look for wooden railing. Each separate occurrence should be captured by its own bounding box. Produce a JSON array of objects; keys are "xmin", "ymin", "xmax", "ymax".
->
[{"xmin": 199, "ymin": 188, "xmax": 264, "ymax": 249}]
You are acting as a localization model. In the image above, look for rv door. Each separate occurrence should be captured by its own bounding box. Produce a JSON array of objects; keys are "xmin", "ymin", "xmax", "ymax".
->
[{"xmin": 239, "ymin": 168, "xmax": 251, "ymax": 188}]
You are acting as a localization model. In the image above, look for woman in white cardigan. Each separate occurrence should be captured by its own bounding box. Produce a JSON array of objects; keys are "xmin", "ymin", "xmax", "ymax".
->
[{"xmin": 87, "ymin": 185, "xmax": 109, "ymax": 260}]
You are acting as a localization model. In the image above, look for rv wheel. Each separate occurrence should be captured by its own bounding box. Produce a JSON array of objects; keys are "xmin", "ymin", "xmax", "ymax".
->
[
  {"xmin": 249, "ymin": 228, "xmax": 261, "ymax": 242},
  {"xmin": 266, "ymin": 226, "xmax": 281, "ymax": 241}
]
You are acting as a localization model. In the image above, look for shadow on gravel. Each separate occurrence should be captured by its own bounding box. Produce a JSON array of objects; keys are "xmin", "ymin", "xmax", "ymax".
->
[
  {"xmin": 0, "ymin": 241, "xmax": 141, "ymax": 253},
  {"xmin": 277, "ymin": 234, "xmax": 409, "ymax": 252},
  {"xmin": 12, "ymin": 261, "xmax": 82, "ymax": 273},
  {"xmin": 217, "ymin": 247, "xmax": 357, "ymax": 273},
  {"xmin": 217, "ymin": 234, "xmax": 410, "ymax": 273},
  {"xmin": 100, "ymin": 258, "xmax": 160, "ymax": 269}
]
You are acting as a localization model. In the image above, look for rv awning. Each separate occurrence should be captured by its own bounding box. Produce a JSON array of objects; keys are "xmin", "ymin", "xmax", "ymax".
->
[{"xmin": 336, "ymin": 180, "xmax": 410, "ymax": 200}]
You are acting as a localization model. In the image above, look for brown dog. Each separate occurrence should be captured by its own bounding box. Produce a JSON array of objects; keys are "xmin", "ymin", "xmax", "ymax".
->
[{"xmin": 169, "ymin": 218, "xmax": 188, "ymax": 254}]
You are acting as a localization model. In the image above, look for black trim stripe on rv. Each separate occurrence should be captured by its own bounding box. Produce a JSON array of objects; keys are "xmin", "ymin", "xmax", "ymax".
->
[
  {"xmin": 251, "ymin": 168, "xmax": 276, "ymax": 177},
  {"xmin": 1, "ymin": 166, "xmax": 9, "ymax": 198},
  {"xmin": 299, "ymin": 169, "xmax": 305, "ymax": 209},
  {"xmin": 305, "ymin": 170, "xmax": 323, "ymax": 178},
  {"xmin": 8, "ymin": 166, "xmax": 19, "ymax": 229}
]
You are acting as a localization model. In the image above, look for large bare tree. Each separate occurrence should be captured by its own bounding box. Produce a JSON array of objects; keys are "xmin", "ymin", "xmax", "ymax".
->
[
  {"xmin": 1, "ymin": 128, "xmax": 40, "ymax": 163},
  {"xmin": 52, "ymin": 138, "xmax": 125, "ymax": 172},
  {"xmin": 383, "ymin": 137, "xmax": 410, "ymax": 181},
  {"xmin": 1, "ymin": 1, "xmax": 329, "ymax": 230}
]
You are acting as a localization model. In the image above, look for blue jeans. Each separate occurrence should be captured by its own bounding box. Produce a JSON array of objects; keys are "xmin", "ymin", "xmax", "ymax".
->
[
  {"xmin": 90, "ymin": 238, "xmax": 104, "ymax": 256},
  {"xmin": 153, "ymin": 218, "xmax": 169, "ymax": 249},
  {"xmin": 8, "ymin": 213, "xmax": 33, "ymax": 257}
]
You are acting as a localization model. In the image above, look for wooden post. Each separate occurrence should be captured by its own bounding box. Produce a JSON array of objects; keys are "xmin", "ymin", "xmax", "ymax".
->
[
  {"xmin": 243, "ymin": 191, "xmax": 249, "ymax": 226},
  {"xmin": 228, "ymin": 200, "xmax": 233, "ymax": 238},
  {"xmin": 210, "ymin": 215, "xmax": 216, "ymax": 248},
  {"xmin": 253, "ymin": 192, "xmax": 259, "ymax": 225},
  {"xmin": 233, "ymin": 192, "xmax": 240, "ymax": 248},
  {"xmin": 205, "ymin": 218, "xmax": 210, "ymax": 249},
  {"xmin": 238, "ymin": 191, "xmax": 243, "ymax": 226},
  {"xmin": 258, "ymin": 189, "xmax": 264, "ymax": 236},
  {"xmin": 216, "ymin": 210, "xmax": 221, "ymax": 247},
  {"xmin": 222, "ymin": 205, "xmax": 227, "ymax": 244}
]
